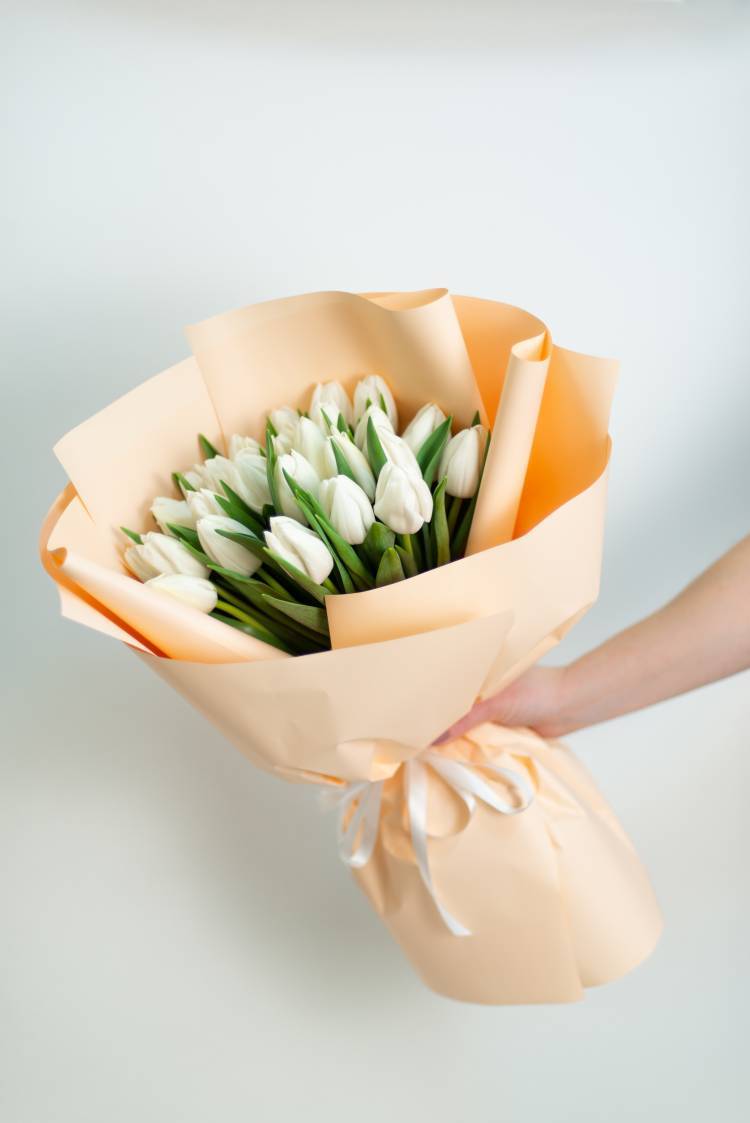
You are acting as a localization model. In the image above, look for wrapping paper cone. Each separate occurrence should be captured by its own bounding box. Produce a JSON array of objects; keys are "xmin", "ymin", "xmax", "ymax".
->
[
  {"xmin": 355, "ymin": 724, "xmax": 661, "ymax": 1004},
  {"xmin": 41, "ymin": 289, "xmax": 661, "ymax": 1004}
]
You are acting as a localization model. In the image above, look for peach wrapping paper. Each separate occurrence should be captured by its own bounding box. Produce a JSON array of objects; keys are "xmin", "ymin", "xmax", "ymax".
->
[{"xmin": 41, "ymin": 289, "xmax": 662, "ymax": 1004}]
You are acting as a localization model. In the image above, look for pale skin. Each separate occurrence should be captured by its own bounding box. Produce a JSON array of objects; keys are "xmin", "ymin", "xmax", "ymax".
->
[{"xmin": 440, "ymin": 535, "xmax": 750, "ymax": 742}]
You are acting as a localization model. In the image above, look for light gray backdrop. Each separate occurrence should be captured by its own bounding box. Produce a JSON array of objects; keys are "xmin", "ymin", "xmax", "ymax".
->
[{"xmin": 2, "ymin": 2, "xmax": 748, "ymax": 1121}]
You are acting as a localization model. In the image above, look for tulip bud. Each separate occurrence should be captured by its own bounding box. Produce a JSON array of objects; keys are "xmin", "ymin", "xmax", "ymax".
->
[
  {"xmin": 193, "ymin": 456, "xmax": 250, "ymax": 505},
  {"xmin": 229, "ymin": 434, "xmax": 263, "ymax": 460},
  {"xmin": 401, "ymin": 403, "xmax": 447, "ymax": 455},
  {"xmin": 373, "ymin": 463, "xmax": 433, "ymax": 535},
  {"xmin": 353, "ymin": 375, "xmax": 398, "ymax": 429},
  {"xmin": 234, "ymin": 450, "xmax": 272, "ymax": 511},
  {"xmin": 151, "ymin": 497, "xmax": 195, "ymax": 535},
  {"xmin": 294, "ymin": 416, "xmax": 337, "ymax": 479},
  {"xmin": 191, "ymin": 454, "xmax": 267, "ymax": 512},
  {"xmin": 274, "ymin": 450, "xmax": 321, "ymax": 523},
  {"xmin": 328, "ymin": 431, "xmax": 376, "ymax": 499},
  {"xmin": 196, "ymin": 516, "xmax": 262, "ymax": 577},
  {"xmin": 319, "ymin": 476, "xmax": 375, "ymax": 545},
  {"xmin": 310, "ymin": 381, "xmax": 353, "ymax": 428},
  {"xmin": 268, "ymin": 407, "xmax": 300, "ymax": 453},
  {"xmin": 146, "ymin": 574, "xmax": 218, "ymax": 613},
  {"xmin": 354, "ymin": 405, "xmax": 394, "ymax": 453},
  {"xmin": 186, "ymin": 488, "xmax": 224, "ymax": 521},
  {"xmin": 125, "ymin": 532, "xmax": 209, "ymax": 582},
  {"xmin": 181, "ymin": 468, "xmax": 204, "ymax": 493},
  {"xmin": 264, "ymin": 516, "xmax": 334, "ymax": 585},
  {"xmin": 378, "ymin": 429, "xmax": 423, "ymax": 480},
  {"xmin": 438, "ymin": 425, "xmax": 487, "ymax": 498}
]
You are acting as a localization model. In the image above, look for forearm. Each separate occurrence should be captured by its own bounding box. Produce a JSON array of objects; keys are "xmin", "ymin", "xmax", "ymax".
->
[{"xmin": 553, "ymin": 535, "xmax": 750, "ymax": 735}]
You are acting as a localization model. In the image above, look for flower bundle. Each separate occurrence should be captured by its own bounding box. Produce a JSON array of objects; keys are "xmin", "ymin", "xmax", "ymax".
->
[
  {"xmin": 42, "ymin": 289, "xmax": 661, "ymax": 1004},
  {"xmin": 122, "ymin": 375, "xmax": 489, "ymax": 655}
]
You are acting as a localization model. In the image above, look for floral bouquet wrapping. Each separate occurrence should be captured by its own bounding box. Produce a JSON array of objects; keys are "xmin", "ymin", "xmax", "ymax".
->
[{"xmin": 41, "ymin": 289, "xmax": 661, "ymax": 1004}]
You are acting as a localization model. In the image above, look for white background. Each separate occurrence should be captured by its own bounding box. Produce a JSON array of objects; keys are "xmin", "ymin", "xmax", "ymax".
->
[{"xmin": 2, "ymin": 2, "xmax": 749, "ymax": 1120}]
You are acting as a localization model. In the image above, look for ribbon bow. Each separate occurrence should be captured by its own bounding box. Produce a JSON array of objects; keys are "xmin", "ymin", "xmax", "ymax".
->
[{"xmin": 325, "ymin": 746, "xmax": 535, "ymax": 937}]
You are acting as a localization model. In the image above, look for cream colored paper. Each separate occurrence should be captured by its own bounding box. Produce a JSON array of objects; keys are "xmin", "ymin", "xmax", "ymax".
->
[{"xmin": 41, "ymin": 289, "xmax": 661, "ymax": 1004}]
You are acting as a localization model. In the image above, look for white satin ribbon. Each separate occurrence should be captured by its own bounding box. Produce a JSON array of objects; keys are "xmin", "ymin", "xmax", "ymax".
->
[{"xmin": 325, "ymin": 748, "xmax": 535, "ymax": 936}]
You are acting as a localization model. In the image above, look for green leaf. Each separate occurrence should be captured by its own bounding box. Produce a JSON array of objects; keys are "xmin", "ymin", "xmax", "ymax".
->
[
  {"xmin": 173, "ymin": 528, "xmax": 269, "ymax": 585},
  {"xmin": 121, "ymin": 526, "xmax": 143, "ymax": 545},
  {"xmin": 420, "ymin": 523, "xmax": 433, "ymax": 570},
  {"xmin": 451, "ymin": 431, "xmax": 491, "ymax": 559},
  {"xmin": 417, "ymin": 416, "xmax": 452, "ymax": 485},
  {"xmin": 289, "ymin": 489, "xmax": 355, "ymax": 594},
  {"xmin": 447, "ymin": 494, "xmax": 463, "ymax": 536},
  {"xmin": 266, "ymin": 416, "xmax": 278, "ymax": 438},
  {"xmin": 378, "ymin": 391, "xmax": 389, "ymax": 414},
  {"xmin": 215, "ymin": 527, "xmax": 265, "ymax": 559},
  {"xmin": 362, "ymin": 521, "xmax": 395, "ymax": 569},
  {"xmin": 261, "ymin": 596, "xmax": 330, "ymax": 637},
  {"xmin": 366, "ymin": 416, "xmax": 388, "ymax": 478},
  {"xmin": 199, "ymin": 433, "xmax": 220, "ymax": 460},
  {"xmin": 319, "ymin": 409, "xmax": 333, "ymax": 434},
  {"xmin": 282, "ymin": 472, "xmax": 372, "ymax": 588},
  {"xmin": 216, "ymin": 483, "xmax": 265, "ymax": 536},
  {"xmin": 470, "ymin": 410, "xmax": 481, "ymax": 427},
  {"xmin": 375, "ymin": 547, "xmax": 406, "ymax": 587},
  {"xmin": 330, "ymin": 438, "xmax": 357, "ymax": 484},
  {"xmin": 265, "ymin": 422, "xmax": 281, "ymax": 514},
  {"xmin": 172, "ymin": 471, "xmax": 195, "ymax": 495},
  {"xmin": 394, "ymin": 544, "xmax": 417, "ymax": 578},
  {"xmin": 396, "ymin": 532, "xmax": 422, "ymax": 574},
  {"xmin": 263, "ymin": 548, "xmax": 331, "ymax": 606},
  {"xmin": 213, "ymin": 608, "xmax": 297, "ymax": 654},
  {"xmin": 166, "ymin": 523, "xmax": 200, "ymax": 550},
  {"xmin": 336, "ymin": 413, "xmax": 350, "ymax": 435},
  {"xmin": 431, "ymin": 477, "xmax": 451, "ymax": 567},
  {"xmin": 216, "ymin": 581, "xmax": 328, "ymax": 649}
]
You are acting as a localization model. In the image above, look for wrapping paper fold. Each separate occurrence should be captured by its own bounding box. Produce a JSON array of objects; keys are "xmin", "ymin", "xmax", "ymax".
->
[{"xmin": 41, "ymin": 288, "xmax": 661, "ymax": 1004}]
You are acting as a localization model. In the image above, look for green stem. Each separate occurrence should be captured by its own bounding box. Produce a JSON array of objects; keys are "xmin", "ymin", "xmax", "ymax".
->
[{"xmin": 447, "ymin": 495, "xmax": 463, "ymax": 537}]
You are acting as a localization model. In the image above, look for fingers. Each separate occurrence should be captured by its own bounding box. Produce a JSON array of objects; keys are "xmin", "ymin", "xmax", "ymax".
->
[{"xmin": 433, "ymin": 699, "xmax": 491, "ymax": 744}]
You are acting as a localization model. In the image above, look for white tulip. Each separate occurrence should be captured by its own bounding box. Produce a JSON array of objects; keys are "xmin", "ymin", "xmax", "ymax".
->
[
  {"xmin": 319, "ymin": 476, "xmax": 375, "ymax": 545},
  {"xmin": 401, "ymin": 403, "xmax": 447, "ymax": 455},
  {"xmin": 151, "ymin": 497, "xmax": 195, "ymax": 535},
  {"xmin": 268, "ymin": 407, "xmax": 300, "ymax": 453},
  {"xmin": 264, "ymin": 516, "xmax": 334, "ymax": 585},
  {"xmin": 438, "ymin": 425, "xmax": 487, "ymax": 498},
  {"xmin": 229, "ymin": 434, "xmax": 263, "ymax": 460},
  {"xmin": 146, "ymin": 574, "xmax": 218, "ymax": 613},
  {"xmin": 354, "ymin": 405, "xmax": 394, "ymax": 453},
  {"xmin": 181, "ymin": 468, "xmax": 204, "ymax": 493},
  {"xmin": 274, "ymin": 450, "xmax": 321, "ymax": 523},
  {"xmin": 196, "ymin": 516, "xmax": 262, "ymax": 577},
  {"xmin": 294, "ymin": 416, "xmax": 337, "ymax": 479},
  {"xmin": 374, "ymin": 463, "xmax": 433, "ymax": 535},
  {"xmin": 234, "ymin": 450, "xmax": 272, "ymax": 511},
  {"xmin": 328, "ymin": 431, "xmax": 376, "ymax": 499},
  {"xmin": 186, "ymin": 488, "xmax": 224, "ymax": 521},
  {"xmin": 125, "ymin": 532, "xmax": 209, "ymax": 582},
  {"xmin": 310, "ymin": 381, "xmax": 353, "ymax": 428},
  {"xmin": 353, "ymin": 375, "xmax": 398, "ymax": 429},
  {"xmin": 194, "ymin": 456, "xmax": 250, "ymax": 504},
  {"xmin": 378, "ymin": 429, "xmax": 424, "ymax": 480}
]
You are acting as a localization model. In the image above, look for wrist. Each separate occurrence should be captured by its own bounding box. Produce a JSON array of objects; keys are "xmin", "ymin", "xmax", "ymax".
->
[{"xmin": 534, "ymin": 664, "xmax": 580, "ymax": 738}]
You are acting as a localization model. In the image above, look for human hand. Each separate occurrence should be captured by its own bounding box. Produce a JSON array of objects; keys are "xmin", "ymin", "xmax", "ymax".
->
[{"xmin": 435, "ymin": 666, "xmax": 570, "ymax": 743}]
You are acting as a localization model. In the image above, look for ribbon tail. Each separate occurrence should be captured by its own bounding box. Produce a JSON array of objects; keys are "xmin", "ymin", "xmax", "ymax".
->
[{"xmin": 406, "ymin": 759, "xmax": 471, "ymax": 938}]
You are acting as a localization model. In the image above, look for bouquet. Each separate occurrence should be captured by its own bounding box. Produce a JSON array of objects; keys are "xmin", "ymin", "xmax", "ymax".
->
[
  {"xmin": 120, "ymin": 374, "xmax": 490, "ymax": 655},
  {"xmin": 41, "ymin": 288, "xmax": 662, "ymax": 1004}
]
